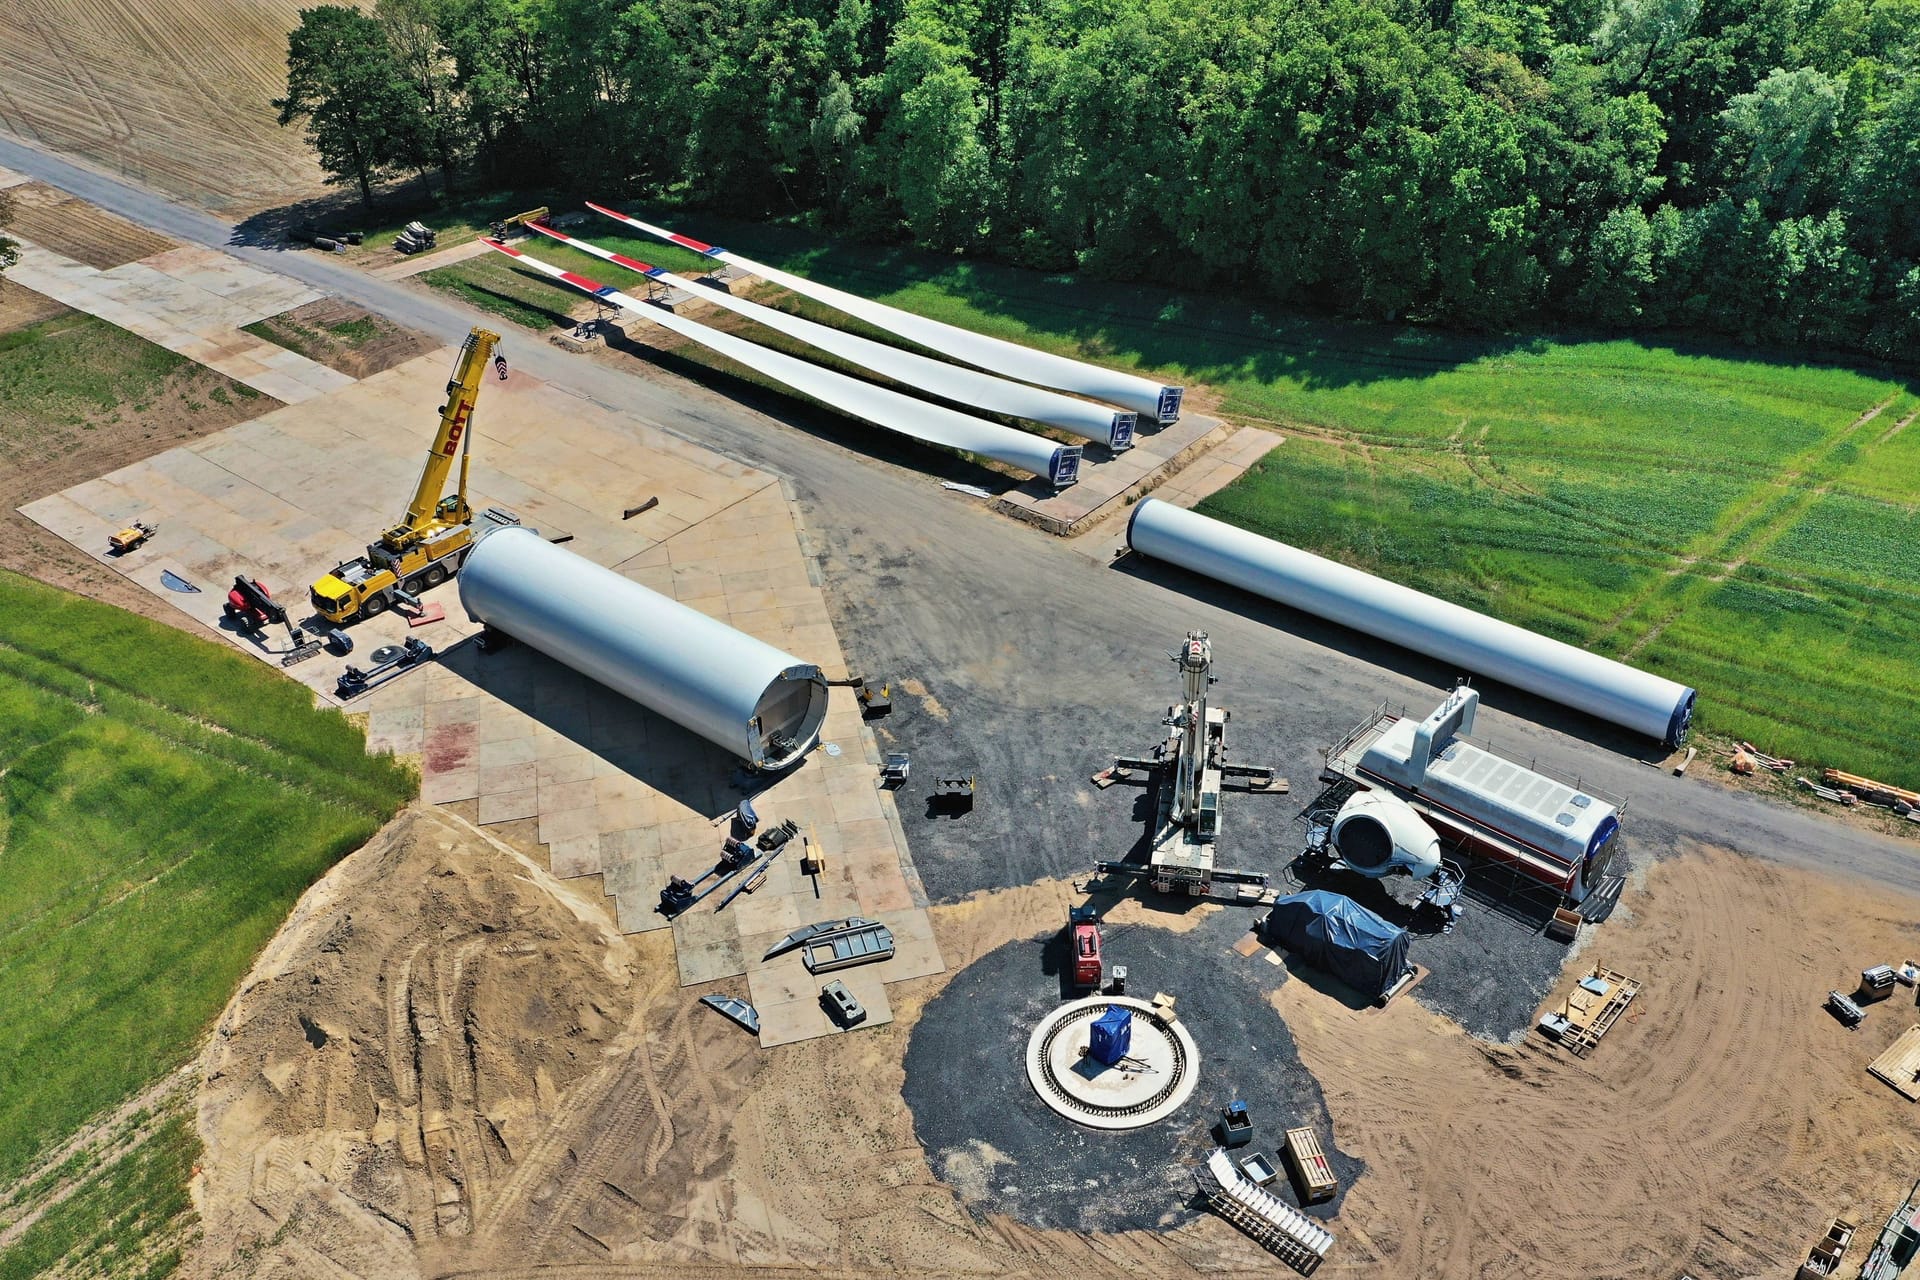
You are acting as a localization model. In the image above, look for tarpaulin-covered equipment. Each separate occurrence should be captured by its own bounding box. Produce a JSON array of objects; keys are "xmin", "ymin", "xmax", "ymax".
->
[
  {"xmin": 1088, "ymin": 1005, "xmax": 1133, "ymax": 1066},
  {"xmin": 1261, "ymin": 890, "xmax": 1410, "ymax": 1000}
]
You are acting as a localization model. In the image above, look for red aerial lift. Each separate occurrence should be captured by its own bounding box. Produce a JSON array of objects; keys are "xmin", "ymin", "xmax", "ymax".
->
[
  {"xmin": 1069, "ymin": 905, "xmax": 1103, "ymax": 990},
  {"xmin": 225, "ymin": 576, "xmax": 290, "ymax": 636}
]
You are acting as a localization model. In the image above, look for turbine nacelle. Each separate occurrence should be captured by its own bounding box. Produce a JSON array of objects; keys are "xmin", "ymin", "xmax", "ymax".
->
[{"xmin": 1329, "ymin": 790, "xmax": 1442, "ymax": 881}]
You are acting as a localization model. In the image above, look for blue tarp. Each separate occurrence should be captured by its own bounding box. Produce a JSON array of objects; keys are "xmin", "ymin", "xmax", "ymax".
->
[
  {"xmin": 1261, "ymin": 889, "xmax": 1410, "ymax": 999},
  {"xmin": 1088, "ymin": 1005, "xmax": 1133, "ymax": 1066}
]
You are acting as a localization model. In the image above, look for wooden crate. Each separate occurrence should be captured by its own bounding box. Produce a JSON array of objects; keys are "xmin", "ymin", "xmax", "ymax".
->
[
  {"xmin": 1283, "ymin": 1126, "xmax": 1339, "ymax": 1204},
  {"xmin": 1546, "ymin": 907, "xmax": 1582, "ymax": 942},
  {"xmin": 1868, "ymin": 1025, "xmax": 1920, "ymax": 1102}
]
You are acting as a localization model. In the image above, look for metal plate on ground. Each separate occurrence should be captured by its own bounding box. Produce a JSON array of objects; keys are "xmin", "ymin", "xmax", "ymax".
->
[
  {"xmin": 280, "ymin": 641, "xmax": 324, "ymax": 667},
  {"xmin": 802, "ymin": 922, "xmax": 896, "ymax": 973},
  {"xmin": 699, "ymin": 994, "xmax": 761, "ymax": 1035}
]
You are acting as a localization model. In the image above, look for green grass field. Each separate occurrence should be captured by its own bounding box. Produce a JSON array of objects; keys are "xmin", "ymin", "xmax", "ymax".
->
[
  {"xmin": 0, "ymin": 1108, "xmax": 198, "ymax": 1280},
  {"xmin": 239, "ymin": 311, "xmax": 378, "ymax": 362},
  {"xmin": 0, "ymin": 313, "xmax": 263, "ymax": 453},
  {"xmin": 0, "ymin": 571, "xmax": 415, "ymax": 1187},
  {"xmin": 422, "ymin": 207, "xmax": 1920, "ymax": 784}
]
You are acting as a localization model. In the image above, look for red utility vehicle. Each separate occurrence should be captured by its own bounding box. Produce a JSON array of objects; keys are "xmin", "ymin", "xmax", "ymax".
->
[{"xmin": 1069, "ymin": 905, "xmax": 1103, "ymax": 990}]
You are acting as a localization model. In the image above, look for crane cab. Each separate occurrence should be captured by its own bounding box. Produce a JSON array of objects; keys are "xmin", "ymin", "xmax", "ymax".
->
[{"xmin": 312, "ymin": 527, "xmax": 473, "ymax": 623}]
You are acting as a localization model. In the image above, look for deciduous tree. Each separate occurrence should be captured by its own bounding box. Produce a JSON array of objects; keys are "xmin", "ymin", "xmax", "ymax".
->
[{"xmin": 276, "ymin": 6, "xmax": 426, "ymax": 214}]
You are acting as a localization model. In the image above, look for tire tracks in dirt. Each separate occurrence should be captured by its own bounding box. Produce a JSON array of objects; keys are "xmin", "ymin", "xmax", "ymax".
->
[{"xmin": 1285, "ymin": 845, "xmax": 1920, "ymax": 1279}]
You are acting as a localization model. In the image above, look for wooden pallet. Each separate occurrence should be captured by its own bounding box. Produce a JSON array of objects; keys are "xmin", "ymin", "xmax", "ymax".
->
[
  {"xmin": 1868, "ymin": 1025, "xmax": 1920, "ymax": 1101},
  {"xmin": 1558, "ymin": 967, "xmax": 1641, "ymax": 1058},
  {"xmin": 1283, "ymin": 1126, "xmax": 1339, "ymax": 1204}
]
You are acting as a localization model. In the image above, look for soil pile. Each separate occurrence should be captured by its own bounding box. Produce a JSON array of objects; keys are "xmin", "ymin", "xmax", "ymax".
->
[{"xmin": 194, "ymin": 807, "xmax": 644, "ymax": 1276}]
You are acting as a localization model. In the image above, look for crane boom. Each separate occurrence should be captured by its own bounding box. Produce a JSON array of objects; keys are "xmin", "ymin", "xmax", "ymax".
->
[
  {"xmin": 390, "ymin": 328, "xmax": 498, "ymax": 546},
  {"xmin": 309, "ymin": 326, "xmax": 508, "ymax": 626}
]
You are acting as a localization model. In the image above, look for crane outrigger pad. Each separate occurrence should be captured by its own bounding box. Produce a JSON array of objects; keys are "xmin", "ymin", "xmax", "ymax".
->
[
  {"xmin": 762, "ymin": 917, "xmax": 880, "ymax": 962},
  {"xmin": 802, "ymin": 922, "xmax": 894, "ymax": 974},
  {"xmin": 699, "ymin": 995, "xmax": 760, "ymax": 1035}
]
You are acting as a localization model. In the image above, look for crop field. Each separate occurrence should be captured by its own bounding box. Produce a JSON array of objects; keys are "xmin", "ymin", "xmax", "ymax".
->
[
  {"xmin": 0, "ymin": 1104, "xmax": 198, "ymax": 1279},
  {"xmin": 0, "ymin": 0, "xmax": 323, "ymax": 212},
  {"xmin": 0, "ymin": 570, "xmax": 415, "ymax": 1186},
  {"xmin": 1194, "ymin": 357, "xmax": 1920, "ymax": 786},
  {"xmin": 442, "ymin": 209, "xmax": 1920, "ymax": 785}
]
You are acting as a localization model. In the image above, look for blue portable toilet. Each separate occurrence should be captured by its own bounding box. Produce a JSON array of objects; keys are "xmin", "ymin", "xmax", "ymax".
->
[{"xmin": 1088, "ymin": 1005, "xmax": 1133, "ymax": 1066}]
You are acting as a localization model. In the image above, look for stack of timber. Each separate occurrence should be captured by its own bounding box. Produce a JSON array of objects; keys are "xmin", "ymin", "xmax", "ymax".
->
[
  {"xmin": 1868, "ymin": 1025, "xmax": 1920, "ymax": 1101},
  {"xmin": 1823, "ymin": 769, "xmax": 1920, "ymax": 813}
]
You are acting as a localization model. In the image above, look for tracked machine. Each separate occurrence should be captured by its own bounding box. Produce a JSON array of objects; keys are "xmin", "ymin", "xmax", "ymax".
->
[{"xmin": 1096, "ymin": 632, "xmax": 1281, "ymax": 900}]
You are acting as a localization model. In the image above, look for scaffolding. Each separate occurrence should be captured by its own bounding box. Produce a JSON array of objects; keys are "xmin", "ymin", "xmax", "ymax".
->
[
  {"xmin": 1321, "ymin": 700, "xmax": 1626, "ymax": 906},
  {"xmin": 1193, "ymin": 1148, "xmax": 1333, "ymax": 1274},
  {"xmin": 1860, "ymin": 1177, "xmax": 1920, "ymax": 1279}
]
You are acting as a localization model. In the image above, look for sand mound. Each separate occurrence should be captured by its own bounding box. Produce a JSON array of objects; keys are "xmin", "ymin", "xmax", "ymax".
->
[{"xmin": 194, "ymin": 807, "xmax": 642, "ymax": 1275}]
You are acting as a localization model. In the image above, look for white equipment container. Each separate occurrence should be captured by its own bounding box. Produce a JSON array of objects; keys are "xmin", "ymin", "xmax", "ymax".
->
[
  {"xmin": 1124, "ymin": 498, "xmax": 1696, "ymax": 745},
  {"xmin": 458, "ymin": 527, "xmax": 827, "ymax": 770}
]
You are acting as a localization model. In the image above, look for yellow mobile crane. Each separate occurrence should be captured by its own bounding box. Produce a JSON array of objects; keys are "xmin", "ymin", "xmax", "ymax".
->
[{"xmin": 309, "ymin": 327, "xmax": 501, "ymax": 624}]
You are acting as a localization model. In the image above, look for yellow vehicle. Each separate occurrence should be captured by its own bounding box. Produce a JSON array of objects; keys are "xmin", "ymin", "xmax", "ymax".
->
[
  {"xmin": 108, "ymin": 521, "xmax": 156, "ymax": 554},
  {"xmin": 309, "ymin": 327, "xmax": 501, "ymax": 624}
]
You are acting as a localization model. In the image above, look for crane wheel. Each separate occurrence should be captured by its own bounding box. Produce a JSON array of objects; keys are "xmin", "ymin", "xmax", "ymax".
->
[
  {"xmin": 402, "ymin": 575, "xmax": 425, "ymax": 595},
  {"xmin": 362, "ymin": 594, "xmax": 388, "ymax": 617},
  {"xmin": 424, "ymin": 564, "xmax": 447, "ymax": 587}
]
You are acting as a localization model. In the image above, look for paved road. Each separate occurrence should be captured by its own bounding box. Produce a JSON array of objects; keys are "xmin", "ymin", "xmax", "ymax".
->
[{"xmin": 5, "ymin": 131, "xmax": 1915, "ymax": 908}]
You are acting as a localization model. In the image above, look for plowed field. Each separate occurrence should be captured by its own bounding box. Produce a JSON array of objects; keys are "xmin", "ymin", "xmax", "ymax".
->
[{"xmin": 0, "ymin": 0, "xmax": 325, "ymax": 212}]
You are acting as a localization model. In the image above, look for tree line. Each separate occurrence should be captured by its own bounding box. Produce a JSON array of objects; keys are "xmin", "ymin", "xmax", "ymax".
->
[{"xmin": 278, "ymin": 0, "xmax": 1920, "ymax": 359}]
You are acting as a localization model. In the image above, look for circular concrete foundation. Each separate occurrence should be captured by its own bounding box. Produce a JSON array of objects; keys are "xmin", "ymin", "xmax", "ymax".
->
[{"xmin": 1024, "ymin": 996, "xmax": 1200, "ymax": 1129}]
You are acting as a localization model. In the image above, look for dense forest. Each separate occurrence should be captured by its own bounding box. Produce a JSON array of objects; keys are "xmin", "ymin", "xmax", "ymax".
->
[{"xmin": 277, "ymin": 0, "xmax": 1920, "ymax": 358}]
